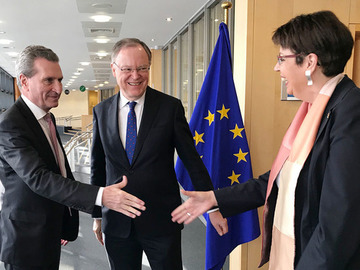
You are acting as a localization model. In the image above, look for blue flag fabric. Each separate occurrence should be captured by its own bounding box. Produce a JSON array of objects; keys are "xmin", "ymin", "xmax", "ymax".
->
[{"xmin": 175, "ymin": 23, "xmax": 260, "ymax": 270}]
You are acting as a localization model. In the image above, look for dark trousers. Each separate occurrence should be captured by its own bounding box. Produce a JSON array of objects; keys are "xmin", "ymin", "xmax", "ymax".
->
[
  {"xmin": 104, "ymin": 227, "xmax": 183, "ymax": 270},
  {"xmin": 4, "ymin": 262, "xmax": 59, "ymax": 270}
]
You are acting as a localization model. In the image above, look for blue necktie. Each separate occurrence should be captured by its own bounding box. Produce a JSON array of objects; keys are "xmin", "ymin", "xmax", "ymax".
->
[{"xmin": 126, "ymin": 101, "xmax": 137, "ymax": 164}]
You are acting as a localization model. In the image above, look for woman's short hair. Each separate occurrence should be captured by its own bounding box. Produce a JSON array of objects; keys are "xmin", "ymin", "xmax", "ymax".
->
[
  {"xmin": 272, "ymin": 10, "xmax": 354, "ymax": 77},
  {"xmin": 111, "ymin": 38, "xmax": 152, "ymax": 65}
]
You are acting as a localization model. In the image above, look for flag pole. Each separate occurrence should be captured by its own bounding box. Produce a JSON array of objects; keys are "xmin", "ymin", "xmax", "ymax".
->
[
  {"xmin": 221, "ymin": 3, "xmax": 232, "ymax": 270},
  {"xmin": 221, "ymin": 1, "xmax": 232, "ymax": 25}
]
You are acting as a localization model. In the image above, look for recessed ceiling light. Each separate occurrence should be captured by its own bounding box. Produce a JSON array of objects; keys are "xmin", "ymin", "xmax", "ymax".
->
[
  {"xmin": 104, "ymin": 81, "xmax": 109, "ymax": 84},
  {"xmin": 0, "ymin": 31, "xmax": 6, "ymax": 34},
  {"xmin": 91, "ymin": 15, "xmax": 112, "ymax": 22},
  {"xmin": 166, "ymin": 17, "xmax": 173, "ymax": 22},
  {"xmin": 0, "ymin": 39, "xmax": 13, "ymax": 45},
  {"xmin": 77, "ymin": 68, "xmax": 84, "ymax": 71},
  {"xmin": 6, "ymin": 52, "xmax": 18, "ymax": 57},
  {"xmin": 94, "ymin": 37, "xmax": 110, "ymax": 44},
  {"xmin": 96, "ymin": 51, "xmax": 108, "ymax": 57},
  {"xmin": 73, "ymin": 72, "xmax": 81, "ymax": 76},
  {"xmin": 72, "ymin": 76, "xmax": 78, "ymax": 79},
  {"xmin": 91, "ymin": 3, "xmax": 113, "ymax": 8},
  {"xmin": 80, "ymin": 62, "xmax": 90, "ymax": 66},
  {"xmin": 151, "ymin": 38, "xmax": 155, "ymax": 42}
]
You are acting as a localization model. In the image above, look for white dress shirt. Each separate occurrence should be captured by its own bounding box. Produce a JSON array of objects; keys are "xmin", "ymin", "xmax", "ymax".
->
[
  {"xmin": 118, "ymin": 90, "xmax": 145, "ymax": 149},
  {"xmin": 21, "ymin": 95, "xmax": 104, "ymax": 206}
]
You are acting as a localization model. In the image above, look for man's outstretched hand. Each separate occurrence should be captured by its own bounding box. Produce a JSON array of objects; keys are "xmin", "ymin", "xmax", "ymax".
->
[{"xmin": 102, "ymin": 176, "xmax": 146, "ymax": 218}]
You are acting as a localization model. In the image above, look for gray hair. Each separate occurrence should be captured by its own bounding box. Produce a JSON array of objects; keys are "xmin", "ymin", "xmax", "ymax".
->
[
  {"xmin": 111, "ymin": 38, "xmax": 152, "ymax": 64},
  {"xmin": 15, "ymin": 45, "xmax": 59, "ymax": 88}
]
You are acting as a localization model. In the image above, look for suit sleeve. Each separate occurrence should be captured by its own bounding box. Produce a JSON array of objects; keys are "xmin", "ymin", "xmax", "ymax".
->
[
  {"xmin": 173, "ymin": 100, "xmax": 214, "ymax": 191},
  {"xmin": 90, "ymin": 108, "xmax": 106, "ymax": 217},
  {"xmin": 215, "ymin": 171, "xmax": 269, "ymax": 217},
  {"xmin": 296, "ymin": 88, "xmax": 360, "ymax": 269},
  {"xmin": 0, "ymin": 114, "xmax": 99, "ymax": 214}
]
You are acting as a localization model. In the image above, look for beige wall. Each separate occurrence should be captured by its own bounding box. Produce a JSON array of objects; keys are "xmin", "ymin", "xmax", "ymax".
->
[
  {"xmin": 231, "ymin": 0, "xmax": 360, "ymax": 269},
  {"xmin": 87, "ymin": 90, "xmax": 99, "ymax": 115},
  {"xmin": 51, "ymin": 90, "xmax": 89, "ymax": 128},
  {"xmin": 150, "ymin": 49, "xmax": 163, "ymax": 90}
]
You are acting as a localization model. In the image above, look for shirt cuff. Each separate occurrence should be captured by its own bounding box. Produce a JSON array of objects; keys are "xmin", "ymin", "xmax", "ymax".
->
[
  {"xmin": 95, "ymin": 187, "xmax": 104, "ymax": 206},
  {"xmin": 207, "ymin": 207, "xmax": 219, "ymax": 214}
]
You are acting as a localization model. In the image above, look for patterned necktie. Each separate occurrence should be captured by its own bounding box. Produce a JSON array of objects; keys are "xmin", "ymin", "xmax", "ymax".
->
[
  {"xmin": 126, "ymin": 101, "xmax": 137, "ymax": 164},
  {"xmin": 44, "ymin": 113, "xmax": 65, "ymax": 176}
]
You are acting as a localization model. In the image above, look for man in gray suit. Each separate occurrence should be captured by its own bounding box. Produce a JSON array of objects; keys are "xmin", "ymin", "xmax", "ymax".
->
[{"xmin": 0, "ymin": 45, "xmax": 146, "ymax": 270}]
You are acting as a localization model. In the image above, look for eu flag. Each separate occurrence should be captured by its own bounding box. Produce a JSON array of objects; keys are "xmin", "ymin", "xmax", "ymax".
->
[{"xmin": 175, "ymin": 23, "xmax": 260, "ymax": 270}]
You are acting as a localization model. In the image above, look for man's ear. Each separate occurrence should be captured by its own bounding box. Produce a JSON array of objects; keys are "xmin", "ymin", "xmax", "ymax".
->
[
  {"xmin": 111, "ymin": 63, "xmax": 117, "ymax": 77},
  {"xmin": 19, "ymin": 74, "xmax": 29, "ymax": 91}
]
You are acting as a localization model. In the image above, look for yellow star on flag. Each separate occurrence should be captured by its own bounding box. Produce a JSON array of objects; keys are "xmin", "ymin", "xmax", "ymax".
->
[
  {"xmin": 234, "ymin": 148, "xmax": 248, "ymax": 163},
  {"xmin": 230, "ymin": 124, "xmax": 244, "ymax": 139},
  {"xmin": 217, "ymin": 104, "xmax": 230, "ymax": 120},
  {"xmin": 228, "ymin": 170, "xmax": 241, "ymax": 185},
  {"xmin": 193, "ymin": 130, "xmax": 205, "ymax": 146},
  {"xmin": 204, "ymin": 110, "xmax": 215, "ymax": 126}
]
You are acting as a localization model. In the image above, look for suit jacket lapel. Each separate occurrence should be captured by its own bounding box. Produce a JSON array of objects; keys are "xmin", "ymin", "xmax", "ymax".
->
[
  {"xmin": 108, "ymin": 93, "xmax": 129, "ymax": 167},
  {"xmin": 131, "ymin": 88, "xmax": 159, "ymax": 165},
  {"xmin": 315, "ymin": 75, "xmax": 353, "ymax": 143},
  {"xmin": 15, "ymin": 97, "xmax": 59, "ymax": 170}
]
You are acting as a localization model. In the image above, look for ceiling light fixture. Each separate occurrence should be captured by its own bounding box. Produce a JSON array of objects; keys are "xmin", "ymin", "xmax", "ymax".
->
[
  {"xmin": 92, "ymin": 3, "xmax": 113, "ymax": 8},
  {"xmin": 96, "ymin": 51, "xmax": 108, "ymax": 57},
  {"xmin": 0, "ymin": 31, "xmax": 6, "ymax": 34},
  {"xmin": 80, "ymin": 62, "xmax": 90, "ymax": 66},
  {"xmin": 6, "ymin": 52, "xmax": 18, "ymax": 57},
  {"xmin": 0, "ymin": 39, "xmax": 13, "ymax": 45},
  {"xmin": 166, "ymin": 17, "xmax": 173, "ymax": 22},
  {"xmin": 94, "ymin": 37, "xmax": 110, "ymax": 44},
  {"xmin": 73, "ymin": 72, "xmax": 81, "ymax": 76},
  {"xmin": 91, "ymin": 15, "xmax": 112, "ymax": 22}
]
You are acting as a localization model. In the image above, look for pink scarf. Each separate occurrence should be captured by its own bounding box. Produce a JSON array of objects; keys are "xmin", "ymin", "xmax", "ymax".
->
[{"xmin": 259, "ymin": 74, "xmax": 344, "ymax": 268}]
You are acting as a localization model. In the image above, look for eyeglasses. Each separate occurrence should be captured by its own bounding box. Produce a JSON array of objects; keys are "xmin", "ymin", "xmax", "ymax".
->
[
  {"xmin": 113, "ymin": 62, "xmax": 150, "ymax": 74},
  {"xmin": 277, "ymin": 54, "xmax": 300, "ymax": 65}
]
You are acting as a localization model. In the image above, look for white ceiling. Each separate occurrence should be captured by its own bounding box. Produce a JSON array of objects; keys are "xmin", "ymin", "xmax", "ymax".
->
[{"xmin": 0, "ymin": 0, "xmax": 209, "ymax": 91}]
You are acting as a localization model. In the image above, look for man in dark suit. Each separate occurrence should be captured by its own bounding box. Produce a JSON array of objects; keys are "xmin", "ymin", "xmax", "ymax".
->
[
  {"xmin": 0, "ymin": 45, "xmax": 146, "ymax": 270},
  {"xmin": 91, "ymin": 38, "xmax": 227, "ymax": 270}
]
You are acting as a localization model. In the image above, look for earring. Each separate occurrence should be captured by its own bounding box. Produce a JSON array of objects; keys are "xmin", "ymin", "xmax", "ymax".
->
[{"xmin": 305, "ymin": 70, "xmax": 313, "ymax": 86}]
